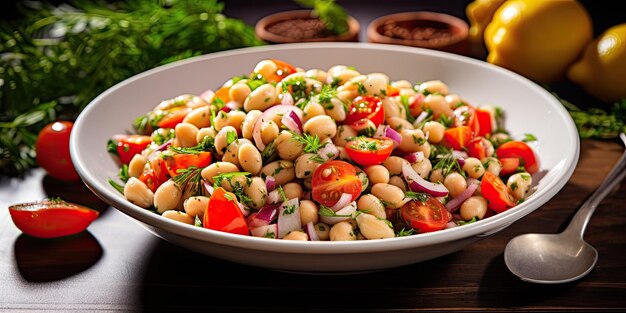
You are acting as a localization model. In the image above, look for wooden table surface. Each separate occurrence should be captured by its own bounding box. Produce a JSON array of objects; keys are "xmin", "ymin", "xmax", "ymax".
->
[
  {"xmin": 2, "ymin": 1, "xmax": 626, "ymax": 312},
  {"xmin": 1, "ymin": 138, "xmax": 625, "ymax": 312}
]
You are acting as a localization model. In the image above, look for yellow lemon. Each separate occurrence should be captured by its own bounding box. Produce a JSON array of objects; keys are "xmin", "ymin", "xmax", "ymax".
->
[
  {"xmin": 567, "ymin": 23, "xmax": 626, "ymax": 103},
  {"xmin": 466, "ymin": 0, "xmax": 506, "ymax": 44},
  {"xmin": 484, "ymin": 0, "xmax": 593, "ymax": 83}
]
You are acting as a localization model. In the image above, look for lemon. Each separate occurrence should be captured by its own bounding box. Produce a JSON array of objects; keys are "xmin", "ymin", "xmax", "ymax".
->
[
  {"xmin": 567, "ymin": 23, "xmax": 626, "ymax": 103},
  {"xmin": 484, "ymin": 0, "xmax": 593, "ymax": 84}
]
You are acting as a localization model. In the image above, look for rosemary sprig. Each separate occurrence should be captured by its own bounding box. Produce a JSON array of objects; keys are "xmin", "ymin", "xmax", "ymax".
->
[{"xmin": 173, "ymin": 166, "xmax": 204, "ymax": 197}]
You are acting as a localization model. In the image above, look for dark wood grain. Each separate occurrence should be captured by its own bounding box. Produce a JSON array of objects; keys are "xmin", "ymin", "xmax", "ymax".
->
[{"xmin": 1, "ymin": 139, "xmax": 625, "ymax": 312}]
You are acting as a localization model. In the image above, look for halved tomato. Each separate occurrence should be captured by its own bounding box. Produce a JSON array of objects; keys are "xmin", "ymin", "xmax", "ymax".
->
[
  {"xmin": 453, "ymin": 105, "xmax": 480, "ymax": 135},
  {"xmin": 264, "ymin": 59, "xmax": 297, "ymax": 83},
  {"xmin": 475, "ymin": 108, "xmax": 494, "ymax": 136},
  {"xmin": 481, "ymin": 171, "xmax": 516, "ymax": 213},
  {"xmin": 442, "ymin": 126, "xmax": 474, "ymax": 150},
  {"xmin": 139, "ymin": 155, "xmax": 170, "ymax": 192},
  {"xmin": 499, "ymin": 157, "xmax": 521, "ymax": 176},
  {"xmin": 400, "ymin": 195, "xmax": 451, "ymax": 233},
  {"xmin": 495, "ymin": 141, "xmax": 539, "ymax": 174},
  {"xmin": 467, "ymin": 136, "xmax": 489, "ymax": 160},
  {"xmin": 345, "ymin": 137, "xmax": 394, "ymax": 166},
  {"xmin": 164, "ymin": 151, "xmax": 212, "ymax": 177},
  {"xmin": 204, "ymin": 187, "xmax": 249, "ymax": 236},
  {"xmin": 344, "ymin": 95, "xmax": 385, "ymax": 128},
  {"xmin": 109, "ymin": 134, "xmax": 152, "ymax": 165},
  {"xmin": 9, "ymin": 199, "xmax": 99, "ymax": 239},
  {"xmin": 311, "ymin": 160, "xmax": 362, "ymax": 207},
  {"xmin": 156, "ymin": 106, "xmax": 192, "ymax": 129}
]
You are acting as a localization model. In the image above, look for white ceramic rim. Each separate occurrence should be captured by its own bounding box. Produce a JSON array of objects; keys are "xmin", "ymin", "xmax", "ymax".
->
[{"xmin": 71, "ymin": 42, "xmax": 579, "ymax": 255}]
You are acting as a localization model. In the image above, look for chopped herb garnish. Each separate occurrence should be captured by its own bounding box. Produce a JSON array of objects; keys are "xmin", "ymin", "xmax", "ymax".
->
[
  {"xmin": 396, "ymin": 228, "xmax": 416, "ymax": 237},
  {"xmin": 173, "ymin": 166, "xmax": 204, "ymax": 197},
  {"xmin": 318, "ymin": 205, "xmax": 352, "ymax": 217},
  {"xmin": 400, "ymin": 95, "xmax": 416, "ymax": 123},
  {"xmin": 169, "ymin": 136, "xmax": 214, "ymax": 154},
  {"xmin": 522, "ymin": 133, "xmax": 537, "ymax": 142},
  {"xmin": 290, "ymin": 131, "xmax": 326, "ymax": 153},
  {"xmin": 194, "ymin": 215, "xmax": 203, "ymax": 227},
  {"xmin": 108, "ymin": 178, "xmax": 125, "ymax": 195},
  {"xmin": 405, "ymin": 191, "xmax": 429, "ymax": 202},
  {"xmin": 119, "ymin": 164, "xmax": 130, "ymax": 182}
]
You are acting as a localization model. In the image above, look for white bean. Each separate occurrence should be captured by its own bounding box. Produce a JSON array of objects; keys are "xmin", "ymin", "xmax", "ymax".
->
[
  {"xmin": 507, "ymin": 172, "xmax": 533, "ymax": 200},
  {"xmin": 460, "ymin": 196, "xmax": 488, "ymax": 220},
  {"xmin": 184, "ymin": 196, "xmax": 209, "ymax": 220},
  {"xmin": 261, "ymin": 160, "xmax": 295, "ymax": 186},
  {"xmin": 315, "ymin": 222, "xmax": 331, "ymax": 240},
  {"xmin": 295, "ymin": 153, "xmax": 321, "ymax": 179},
  {"xmin": 363, "ymin": 73, "xmax": 389, "ymax": 96},
  {"xmin": 244, "ymin": 177, "xmax": 267, "ymax": 209},
  {"xmin": 388, "ymin": 175, "xmax": 407, "ymax": 192},
  {"xmin": 422, "ymin": 121, "xmax": 445, "ymax": 144},
  {"xmin": 238, "ymin": 142, "xmax": 263, "ymax": 175},
  {"xmin": 128, "ymin": 154, "xmax": 147, "ymax": 178},
  {"xmin": 356, "ymin": 213, "xmax": 394, "ymax": 240},
  {"xmin": 324, "ymin": 97, "xmax": 347, "ymax": 122},
  {"xmin": 463, "ymin": 157, "xmax": 485, "ymax": 179},
  {"xmin": 357, "ymin": 194, "xmax": 386, "ymax": 219},
  {"xmin": 182, "ymin": 106, "xmax": 211, "ymax": 129},
  {"xmin": 201, "ymin": 161, "xmax": 239, "ymax": 184},
  {"xmin": 243, "ymin": 83, "xmax": 276, "ymax": 112},
  {"xmin": 422, "ymin": 94, "xmax": 452, "ymax": 119},
  {"xmin": 229, "ymin": 82, "xmax": 252, "ymax": 104},
  {"xmin": 241, "ymin": 110, "xmax": 262, "ymax": 140},
  {"xmin": 371, "ymin": 183, "xmax": 405, "ymax": 209},
  {"xmin": 333, "ymin": 125, "xmax": 358, "ymax": 147},
  {"xmin": 214, "ymin": 126, "xmax": 238, "ymax": 156},
  {"xmin": 275, "ymin": 131, "xmax": 304, "ymax": 161},
  {"xmin": 484, "ymin": 157, "xmax": 502, "ymax": 176},
  {"xmin": 383, "ymin": 156, "xmax": 410, "ymax": 176},
  {"xmin": 364, "ymin": 165, "xmax": 390, "ymax": 185},
  {"xmin": 444, "ymin": 172, "xmax": 467, "ymax": 198},
  {"xmin": 418, "ymin": 80, "xmax": 449, "ymax": 95},
  {"xmin": 162, "ymin": 210, "xmax": 194, "ymax": 225},
  {"xmin": 303, "ymin": 115, "xmax": 337, "ymax": 140},
  {"xmin": 124, "ymin": 177, "xmax": 154, "ymax": 209},
  {"xmin": 196, "ymin": 127, "xmax": 216, "ymax": 145},
  {"xmin": 299, "ymin": 200, "xmax": 319, "ymax": 225},
  {"xmin": 302, "ymin": 101, "xmax": 326, "ymax": 123},
  {"xmin": 411, "ymin": 158, "xmax": 432, "ymax": 179},
  {"xmin": 174, "ymin": 122, "xmax": 199, "ymax": 148},
  {"xmin": 253, "ymin": 59, "xmax": 278, "ymax": 79},
  {"xmin": 398, "ymin": 129, "xmax": 426, "ymax": 153},
  {"xmin": 283, "ymin": 230, "xmax": 308, "ymax": 241},
  {"xmin": 153, "ymin": 179, "xmax": 183, "ymax": 214},
  {"xmin": 329, "ymin": 221, "xmax": 357, "ymax": 241}
]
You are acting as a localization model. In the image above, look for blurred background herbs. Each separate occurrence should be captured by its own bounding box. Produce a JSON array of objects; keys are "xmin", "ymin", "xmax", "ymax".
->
[{"xmin": 0, "ymin": 0, "xmax": 265, "ymax": 177}]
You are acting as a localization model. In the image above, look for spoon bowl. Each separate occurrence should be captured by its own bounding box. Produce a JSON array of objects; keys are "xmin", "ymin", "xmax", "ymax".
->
[{"xmin": 504, "ymin": 133, "xmax": 626, "ymax": 284}]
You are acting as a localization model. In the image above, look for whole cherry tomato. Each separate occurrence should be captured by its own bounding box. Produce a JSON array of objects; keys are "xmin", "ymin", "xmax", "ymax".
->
[{"xmin": 35, "ymin": 121, "xmax": 80, "ymax": 181}]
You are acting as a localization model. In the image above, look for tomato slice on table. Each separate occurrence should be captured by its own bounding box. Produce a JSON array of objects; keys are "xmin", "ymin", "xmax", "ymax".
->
[
  {"xmin": 400, "ymin": 195, "xmax": 451, "ymax": 233},
  {"xmin": 109, "ymin": 134, "xmax": 152, "ymax": 165},
  {"xmin": 344, "ymin": 95, "xmax": 385, "ymax": 128},
  {"xmin": 495, "ymin": 141, "xmax": 539, "ymax": 174},
  {"xmin": 345, "ymin": 137, "xmax": 394, "ymax": 166},
  {"xmin": 204, "ymin": 187, "xmax": 249, "ymax": 236},
  {"xmin": 311, "ymin": 160, "xmax": 362, "ymax": 207},
  {"xmin": 481, "ymin": 171, "xmax": 516, "ymax": 213},
  {"xmin": 442, "ymin": 126, "xmax": 474, "ymax": 150},
  {"xmin": 9, "ymin": 199, "xmax": 99, "ymax": 239},
  {"xmin": 164, "ymin": 151, "xmax": 212, "ymax": 177},
  {"xmin": 156, "ymin": 106, "xmax": 192, "ymax": 129}
]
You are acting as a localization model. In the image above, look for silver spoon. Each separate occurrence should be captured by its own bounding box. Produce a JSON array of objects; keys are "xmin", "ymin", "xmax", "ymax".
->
[{"xmin": 504, "ymin": 132, "xmax": 626, "ymax": 284}]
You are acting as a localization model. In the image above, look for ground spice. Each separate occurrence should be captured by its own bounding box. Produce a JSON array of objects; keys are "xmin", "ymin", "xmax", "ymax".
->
[
  {"xmin": 381, "ymin": 20, "xmax": 455, "ymax": 45},
  {"xmin": 267, "ymin": 18, "xmax": 334, "ymax": 39}
]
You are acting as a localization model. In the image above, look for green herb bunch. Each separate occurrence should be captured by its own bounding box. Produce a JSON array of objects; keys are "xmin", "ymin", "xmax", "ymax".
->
[
  {"xmin": 295, "ymin": 0, "xmax": 349, "ymax": 35},
  {"xmin": 0, "ymin": 0, "xmax": 265, "ymax": 177}
]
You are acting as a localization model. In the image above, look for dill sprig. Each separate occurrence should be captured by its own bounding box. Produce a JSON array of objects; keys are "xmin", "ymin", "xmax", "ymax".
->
[
  {"xmin": 289, "ymin": 131, "xmax": 326, "ymax": 153},
  {"xmin": 173, "ymin": 166, "xmax": 204, "ymax": 197},
  {"xmin": 431, "ymin": 145, "xmax": 464, "ymax": 177},
  {"xmin": 0, "ymin": 0, "xmax": 264, "ymax": 177}
]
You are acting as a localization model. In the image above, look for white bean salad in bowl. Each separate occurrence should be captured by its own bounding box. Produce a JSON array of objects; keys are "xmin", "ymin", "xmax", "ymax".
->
[{"xmin": 106, "ymin": 58, "xmax": 539, "ymax": 241}]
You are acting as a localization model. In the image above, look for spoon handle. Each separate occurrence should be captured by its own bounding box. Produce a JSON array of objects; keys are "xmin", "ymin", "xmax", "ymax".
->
[{"xmin": 565, "ymin": 133, "xmax": 626, "ymax": 239}]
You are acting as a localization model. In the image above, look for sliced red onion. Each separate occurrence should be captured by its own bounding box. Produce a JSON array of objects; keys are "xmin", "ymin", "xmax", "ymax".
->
[
  {"xmin": 252, "ymin": 104, "xmax": 304, "ymax": 151},
  {"xmin": 457, "ymin": 157, "xmax": 466, "ymax": 167},
  {"xmin": 317, "ymin": 142, "xmax": 339, "ymax": 161},
  {"xmin": 281, "ymin": 92, "xmax": 294, "ymax": 106},
  {"xmin": 452, "ymin": 150, "xmax": 468, "ymax": 159},
  {"xmin": 319, "ymin": 203, "xmax": 357, "ymax": 225},
  {"xmin": 374, "ymin": 124, "xmax": 387, "ymax": 138},
  {"xmin": 404, "ymin": 151, "xmax": 425, "ymax": 164},
  {"xmin": 237, "ymin": 202, "xmax": 251, "ymax": 217},
  {"xmin": 277, "ymin": 198, "xmax": 301, "ymax": 238},
  {"xmin": 281, "ymin": 110, "xmax": 303, "ymax": 134},
  {"xmin": 265, "ymin": 175, "xmax": 277, "ymax": 192},
  {"xmin": 202, "ymin": 181, "xmax": 214, "ymax": 196},
  {"xmin": 266, "ymin": 189, "xmax": 282, "ymax": 204},
  {"xmin": 199, "ymin": 89, "xmax": 215, "ymax": 103},
  {"xmin": 247, "ymin": 203, "xmax": 279, "ymax": 229},
  {"xmin": 413, "ymin": 111, "xmax": 429, "ymax": 127},
  {"xmin": 445, "ymin": 179, "xmax": 479, "ymax": 212},
  {"xmin": 385, "ymin": 126, "xmax": 402, "ymax": 148},
  {"xmin": 446, "ymin": 221, "xmax": 458, "ymax": 229},
  {"xmin": 250, "ymin": 224, "xmax": 278, "ymax": 238},
  {"xmin": 330, "ymin": 193, "xmax": 353, "ymax": 212},
  {"xmin": 402, "ymin": 162, "xmax": 449, "ymax": 197},
  {"xmin": 305, "ymin": 222, "xmax": 320, "ymax": 241},
  {"xmin": 146, "ymin": 139, "xmax": 173, "ymax": 160}
]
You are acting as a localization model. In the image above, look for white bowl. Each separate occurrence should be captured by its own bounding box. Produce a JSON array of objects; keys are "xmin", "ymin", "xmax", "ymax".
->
[{"xmin": 71, "ymin": 43, "xmax": 579, "ymax": 274}]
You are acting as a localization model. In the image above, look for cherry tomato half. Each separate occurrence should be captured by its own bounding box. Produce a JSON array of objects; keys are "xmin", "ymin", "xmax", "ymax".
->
[
  {"xmin": 495, "ymin": 141, "xmax": 539, "ymax": 174},
  {"xmin": 453, "ymin": 105, "xmax": 480, "ymax": 136},
  {"xmin": 499, "ymin": 157, "xmax": 521, "ymax": 176},
  {"xmin": 139, "ymin": 156, "xmax": 170, "ymax": 192},
  {"xmin": 164, "ymin": 151, "xmax": 212, "ymax": 177},
  {"xmin": 204, "ymin": 187, "xmax": 249, "ymax": 236},
  {"xmin": 35, "ymin": 121, "xmax": 80, "ymax": 181},
  {"xmin": 400, "ymin": 196, "xmax": 451, "ymax": 233},
  {"xmin": 442, "ymin": 125, "xmax": 474, "ymax": 150},
  {"xmin": 345, "ymin": 137, "xmax": 394, "ymax": 166},
  {"xmin": 110, "ymin": 134, "xmax": 152, "ymax": 165},
  {"xmin": 344, "ymin": 95, "xmax": 385, "ymax": 128},
  {"xmin": 156, "ymin": 106, "xmax": 192, "ymax": 129},
  {"xmin": 467, "ymin": 136, "xmax": 489, "ymax": 160},
  {"xmin": 311, "ymin": 160, "xmax": 362, "ymax": 207},
  {"xmin": 9, "ymin": 199, "xmax": 99, "ymax": 239},
  {"xmin": 481, "ymin": 171, "xmax": 516, "ymax": 213}
]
